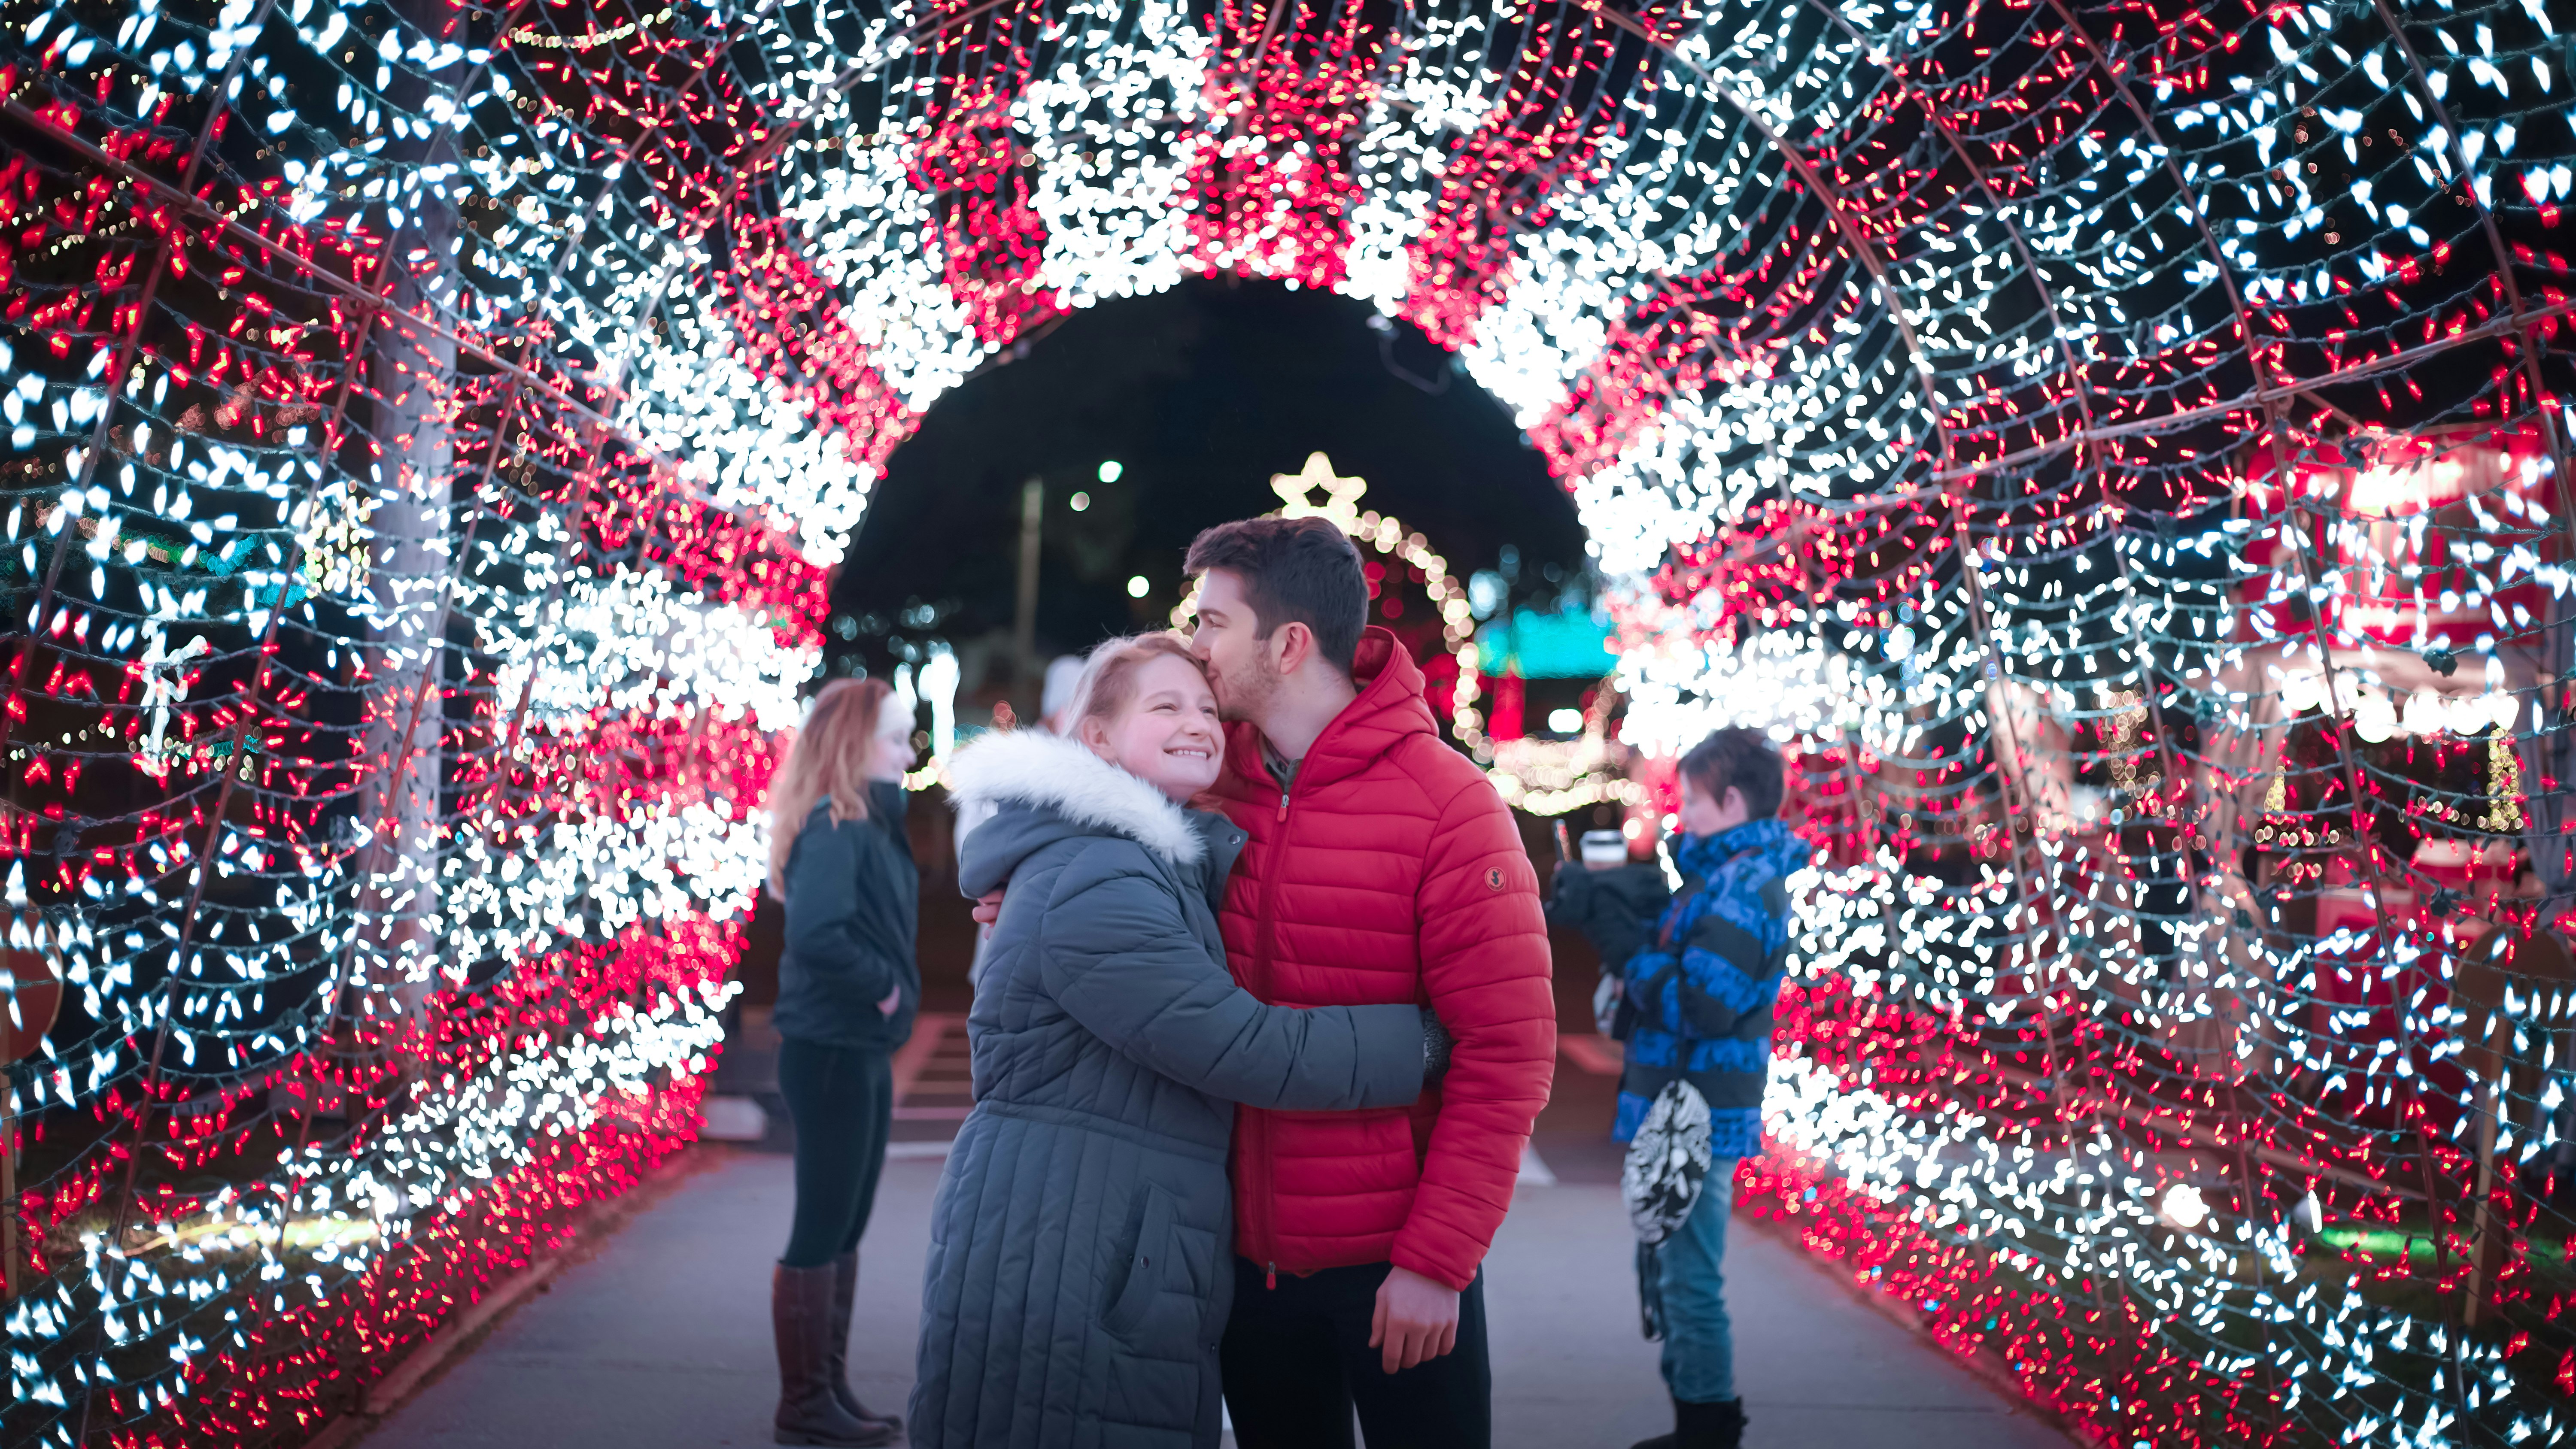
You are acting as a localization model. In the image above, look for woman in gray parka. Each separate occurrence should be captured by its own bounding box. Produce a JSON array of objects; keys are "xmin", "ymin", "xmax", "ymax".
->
[{"xmin": 912, "ymin": 634, "xmax": 1447, "ymax": 1449}]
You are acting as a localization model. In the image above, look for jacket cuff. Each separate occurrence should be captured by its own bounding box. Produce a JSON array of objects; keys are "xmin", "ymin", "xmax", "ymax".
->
[
  {"xmin": 1348, "ymin": 1003, "xmax": 1429, "ymax": 1109},
  {"xmin": 1387, "ymin": 1235, "xmax": 1478, "ymax": 1294}
]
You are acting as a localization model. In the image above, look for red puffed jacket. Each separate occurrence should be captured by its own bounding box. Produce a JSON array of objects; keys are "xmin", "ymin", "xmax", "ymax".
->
[{"xmin": 1209, "ymin": 628, "xmax": 1556, "ymax": 1292}]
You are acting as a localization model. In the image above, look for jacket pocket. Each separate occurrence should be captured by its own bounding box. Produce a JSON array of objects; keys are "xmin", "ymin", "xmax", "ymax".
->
[{"xmin": 1101, "ymin": 1183, "xmax": 1178, "ymax": 1339}]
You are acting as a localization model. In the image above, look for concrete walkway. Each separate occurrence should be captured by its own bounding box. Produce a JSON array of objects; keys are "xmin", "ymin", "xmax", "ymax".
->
[{"xmin": 358, "ymin": 1144, "xmax": 2073, "ymax": 1449}]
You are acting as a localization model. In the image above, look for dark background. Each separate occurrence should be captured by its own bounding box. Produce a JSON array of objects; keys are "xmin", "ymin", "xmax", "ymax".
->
[
  {"xmin": 824, "ymin": 276, "xmax": 1592, "ymax": 698},
  {"xmin": 743, "ymin": 277, "xmax": 1607, "ymax": 1073}
]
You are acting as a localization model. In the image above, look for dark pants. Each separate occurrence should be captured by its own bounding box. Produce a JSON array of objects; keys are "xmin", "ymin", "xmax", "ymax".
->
[
  {"xmin": 776, "ymin": 1039, "xmax": 893, "ymax": 1268},
  {"xmin": 1220, "ymin": 1257, "xmax": 1491, "ymax": 1449}
]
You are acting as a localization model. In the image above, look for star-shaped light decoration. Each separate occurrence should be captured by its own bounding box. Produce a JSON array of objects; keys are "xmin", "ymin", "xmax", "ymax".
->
[{"xmin": 1271, "ymin": 451, "xmax": 1369, "ymax": 525}]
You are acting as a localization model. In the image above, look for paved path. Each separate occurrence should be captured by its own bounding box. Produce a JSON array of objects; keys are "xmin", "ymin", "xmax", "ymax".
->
[{"xmin": 359, "ymin": 1143, "xmax": 2072, "ymax": 1449}]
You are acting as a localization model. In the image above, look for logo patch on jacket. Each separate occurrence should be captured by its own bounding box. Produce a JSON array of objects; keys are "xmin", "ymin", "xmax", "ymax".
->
[{"xmin": 1485, "ymin": 866, "xmax": 1505, "ymax": 891}]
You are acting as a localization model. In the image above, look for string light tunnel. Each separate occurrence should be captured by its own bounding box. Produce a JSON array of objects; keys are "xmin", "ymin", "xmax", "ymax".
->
[{"xmin": 2, "ymin": 0, "xmax": 2575, "ymax": 1446}]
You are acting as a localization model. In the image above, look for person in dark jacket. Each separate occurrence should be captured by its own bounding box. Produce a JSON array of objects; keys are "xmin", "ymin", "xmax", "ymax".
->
[
  {"xmin": 913, "ymin": 634, "xmax": 1447, "ymax": 1449},
  {"xmin": 1563, "ymin": 730, "xmax": 1810, "ymax": 1449},
  {"xmin": 766, "ymin": 677, "xmax": 922, "ymax": 1447}
]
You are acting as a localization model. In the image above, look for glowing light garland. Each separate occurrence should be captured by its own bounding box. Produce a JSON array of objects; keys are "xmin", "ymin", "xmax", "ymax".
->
[{"xmin": 6, "ymin": 0, "xmax": 2576, "ymax": 1445}]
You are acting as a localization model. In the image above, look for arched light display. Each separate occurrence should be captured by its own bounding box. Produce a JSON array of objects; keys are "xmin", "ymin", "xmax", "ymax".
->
[{"xmin": 3, "ymin": 1, "xmax": 2574, "ymax": 1446}]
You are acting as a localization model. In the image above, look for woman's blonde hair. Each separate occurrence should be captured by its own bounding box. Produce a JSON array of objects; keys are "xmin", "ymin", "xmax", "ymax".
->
[
  {"xmin": 768, "ymin": 677, "xmax": 897, "ymax": 898},
  {"xmin": 1062, "ymin": 633, "xmax": 1212, "ymax": 743}
]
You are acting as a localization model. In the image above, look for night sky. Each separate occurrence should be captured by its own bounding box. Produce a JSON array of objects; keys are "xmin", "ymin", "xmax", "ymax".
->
[{"xmin": 827, "ymin": 277, "xmax": 1591, "ymax": 700}]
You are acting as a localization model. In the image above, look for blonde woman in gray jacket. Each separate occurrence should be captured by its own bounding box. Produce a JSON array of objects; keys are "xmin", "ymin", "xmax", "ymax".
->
[{"xmin": 913, "ymin": 634, "xmax": 1448, "ymax": 1449}]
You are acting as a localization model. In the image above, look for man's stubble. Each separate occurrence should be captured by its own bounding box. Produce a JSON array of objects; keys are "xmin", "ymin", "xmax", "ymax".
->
[{"xmin": 1208, "ymin": 648, "xmax": 1282, "ymax": 731}]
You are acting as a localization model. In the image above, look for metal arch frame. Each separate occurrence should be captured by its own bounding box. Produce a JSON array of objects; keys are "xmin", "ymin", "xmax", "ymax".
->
[
  {"xmin": 2367, "ymin": 0, "xmax": 2576, "ymax": 1332},
  {"xmin": 14, "ymin": 2, "xmax": 2576, "ymax": 1436},
  {"xmin": 0, "ymin": 0, "xmax": 288, "ymax": 779},
  {"xmin": 21, "ymin": 0, "xmax": 2564, "ymax": 993},
  {"xmin": 2044, "ymin": 0, "xmax": 2556, "ymax": 1300},
  {"xmin": 2036, "ymin": 0, "xmax": 2402, "ymax": 900},
  {"xmin": 1805, "ymin": 5, "xmax": 2212, "ymax": 1073},
  {"xmin": 1567, "ymin": 0, "xmax": 2105, "ymax": 1000},
  {"xmin": 24, "ymin": 3, "xmax": 2571, "ymax": 787},
  {"xmin": 1801, "ymin": 0, "xmax": 2195, "ymax": 808},
  {"xmin": 2037, "ymin": 9, "xmax": 2421, "ymax": 1243},
  {"xmin": 2367, "ymin": 0, "xmax": 2576, "ymax": 542},
  {"xmin": 1816, "ymin": 0, "xmax": 2264, "ymax": 1276}
]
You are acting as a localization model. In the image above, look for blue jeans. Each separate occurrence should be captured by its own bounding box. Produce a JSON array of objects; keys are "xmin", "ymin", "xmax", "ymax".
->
[{"xmin": 1657, "ymin": 1158, "xmax": 1737, "ymax": 1404}]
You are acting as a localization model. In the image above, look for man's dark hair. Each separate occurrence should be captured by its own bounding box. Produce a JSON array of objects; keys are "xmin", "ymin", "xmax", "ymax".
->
[
  {"xmin": 1182, "ymin": 516, "xmax": 1368, "ymax": 674},
  {"xmin": 1680, "ymin": 728, "xmax": 1785, "ymax": 820}
]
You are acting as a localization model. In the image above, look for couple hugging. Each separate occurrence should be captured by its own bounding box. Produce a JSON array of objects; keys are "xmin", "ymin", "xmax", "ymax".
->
[{"xmin": 913, "ymin": 516, "xmax": 1558, "ymax": 1448}]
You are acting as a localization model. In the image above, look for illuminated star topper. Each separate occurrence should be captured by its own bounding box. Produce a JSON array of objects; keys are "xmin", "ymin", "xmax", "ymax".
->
[{"xmin": 1271, "ymin": 452, "xmax": 1369, "ymax": 524}]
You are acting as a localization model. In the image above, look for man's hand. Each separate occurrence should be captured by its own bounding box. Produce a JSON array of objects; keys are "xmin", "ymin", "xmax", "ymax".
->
[
  {"xmin": 970, "ymin": 888, "xmax": 1005, "ymax": 928},
  {"xmin": 1368, "ymin": 1265, "xmax": 1460, "ymax": 1375}
]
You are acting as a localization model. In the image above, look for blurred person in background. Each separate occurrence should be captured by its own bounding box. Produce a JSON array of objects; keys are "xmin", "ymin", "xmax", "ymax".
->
[
  {"xmin": 765, "ymin": 678, "xmax": 922, "ymax": 1446},
  {"xmin": 1039, "ymin": 652, "xmax": 1087, "ymax": 734}
]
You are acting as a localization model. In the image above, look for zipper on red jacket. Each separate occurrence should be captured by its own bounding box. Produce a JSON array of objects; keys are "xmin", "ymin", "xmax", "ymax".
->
[{"xmin": 1246, "ymin": 777, "xmax": 1293, "ymax": 1282}]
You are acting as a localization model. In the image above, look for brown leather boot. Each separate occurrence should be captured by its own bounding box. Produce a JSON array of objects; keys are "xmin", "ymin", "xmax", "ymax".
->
[
  {"xmin": 828, "ymin": 1251, "xmax": 902, "ymax": 1434},
  {"xmin": 773, "ymin": 1263, "xmax": 894, "ymax": 1446}
]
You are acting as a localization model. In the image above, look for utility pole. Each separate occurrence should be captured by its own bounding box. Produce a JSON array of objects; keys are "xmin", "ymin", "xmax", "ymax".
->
[
  {"xmin": 1011, "ymin": 476, "xmax": 1043, "ymax": 721},
  {"xmin": 355, "ymin": 25, "xmax": 460, "ymax": 1040}
]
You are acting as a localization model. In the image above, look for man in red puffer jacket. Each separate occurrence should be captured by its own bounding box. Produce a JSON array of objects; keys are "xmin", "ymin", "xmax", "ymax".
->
[{"xmin": 1183, "ymin": 516, "xmax": 1556, "ymax": 1449}]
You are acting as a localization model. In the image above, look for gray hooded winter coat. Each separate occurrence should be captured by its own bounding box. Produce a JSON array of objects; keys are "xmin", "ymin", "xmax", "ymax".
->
[{"xmin": 911, "ymin": 730, "xmax": 1428, "ymax": 1449}]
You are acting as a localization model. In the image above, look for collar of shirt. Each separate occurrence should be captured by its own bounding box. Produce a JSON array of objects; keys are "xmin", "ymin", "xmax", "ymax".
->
[{"xmin": 1259, "ymin": 734, "xmax": 1299, "ymax": 792}]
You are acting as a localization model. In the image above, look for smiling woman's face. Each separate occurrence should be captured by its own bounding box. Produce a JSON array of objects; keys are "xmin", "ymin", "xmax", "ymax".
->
[{"xmin": 1081, "ymin": 653, "xmax": 1224, "ymax": 803}]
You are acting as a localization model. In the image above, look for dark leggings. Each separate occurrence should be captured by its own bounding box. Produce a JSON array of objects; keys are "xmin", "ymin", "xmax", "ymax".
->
[{"xmin": 777, "ymin": 1039, "xmax": 894, "ymax": 1268}]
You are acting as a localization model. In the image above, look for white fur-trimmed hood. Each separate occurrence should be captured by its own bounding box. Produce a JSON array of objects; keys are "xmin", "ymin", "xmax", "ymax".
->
[{"xmin": 947, "ymin": 729, "xmax": 1204, "ymax": 867}]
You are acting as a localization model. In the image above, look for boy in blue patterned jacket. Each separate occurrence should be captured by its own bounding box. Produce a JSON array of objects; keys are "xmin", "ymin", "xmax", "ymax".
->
[{"xmin": 1593, "ymin": 728, "xmax": 1808, "ymax": 1449}]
